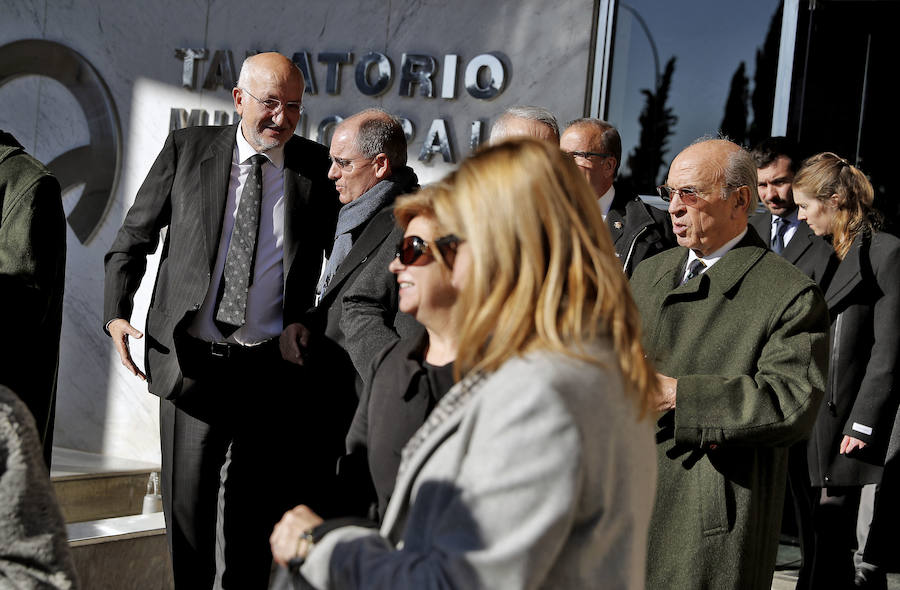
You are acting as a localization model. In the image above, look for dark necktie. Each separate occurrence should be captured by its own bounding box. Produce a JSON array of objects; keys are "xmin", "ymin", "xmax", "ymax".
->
[
  {"xmin": 681, "ymin": 258, "xmax": 706, "ymax": 285},
  {"xmin": 772, "ymin": 217, "xmax": 790, "ymax": 255},
  {"xmin": 215, "ymin": 154, "xmax": 266, "ymax": 337}
]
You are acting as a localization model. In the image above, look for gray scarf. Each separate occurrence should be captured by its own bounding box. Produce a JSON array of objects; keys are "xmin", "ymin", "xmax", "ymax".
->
[{"xmin": 315, "ymin": 166, "xmax": 417, "ymax": 301}]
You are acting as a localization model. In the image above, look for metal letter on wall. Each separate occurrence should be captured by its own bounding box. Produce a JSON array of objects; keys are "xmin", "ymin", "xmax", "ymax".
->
[
  {"xmin": 418, "ymin": 119, "xmax": 454, "ymax": 163},
  {"xmin": 397, "ymin": 117, "xmax": 415, "ymax": 143},
  {"xmin": 0, "ymin": 39, "xmax": 121, "ymax": 244},
  {"xmin": 469, "ymin": 120, "xmax": 484, "ymax": 153},
  {"xmin": 441, "ymin": 54, "xmax": 458, "ymax": 99},
  {"xmin": 464, "ymin": 54, "xmax": 506, "ymax": 99},
  {"xmin": 399, "ymin": 54, "xmax": 437, "ymax": 98},
  {"xmin": 203, "ymin": 50, "xmax": 237, "ymax": 90},
  {"xmin": 318, "ymin": 52, "xmax": 353, "ymax": 95},
  {"xmin": 317, "ymin": 115, "xmax": 345, "ymax": 145},
  {"xmin": 355, "ymin": 52, "xmax": 393, "ymax": 96},
  {"xmin": 174, "ymin": 48, "xmax": 208, "ymax": 89},
  {"xmin": 292, "ymin": 52, "xmax": 318, "ymax": 95}
]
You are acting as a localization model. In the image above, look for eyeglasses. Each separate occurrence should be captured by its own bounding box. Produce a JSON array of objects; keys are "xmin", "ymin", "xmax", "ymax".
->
[
  {"xmin": 395, "ymin": 235, "xmax": 463, "ymax": 268},
  {"xmin": 657, "ymin": 185, "xmax": 742, "ymax": 206},
  {"xmin": 567, "ymin": 151, "xmax": 613, "ymax": 161},
  {"xmin": 238, "ymin": 87, "xmax": 304, "ymax": 116},
  {"xmin": 328, "ymin": 155, "xmax": 373, "ymax": 171}
]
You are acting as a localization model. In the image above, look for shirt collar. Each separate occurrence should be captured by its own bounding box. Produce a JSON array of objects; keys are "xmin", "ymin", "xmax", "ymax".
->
[
  {"xmin": 687, "ymin": 227, "xmax": 748, "ymax": 271},
  {"xmin": 772, "ymin": 207, "xmax": 799, "ymax": 227},
  {"xmin": 235, "ymin": 124, "xmax": 285, "ymax": 170},
  {"xmin": 597, "ymin": 185, "xmax": 615, "ymax": 217}
]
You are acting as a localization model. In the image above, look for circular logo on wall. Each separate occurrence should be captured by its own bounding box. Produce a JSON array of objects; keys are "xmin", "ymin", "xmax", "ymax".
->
[{"xmin": 0, "ymin": 39, "xmax": 121, "ymax": 244}]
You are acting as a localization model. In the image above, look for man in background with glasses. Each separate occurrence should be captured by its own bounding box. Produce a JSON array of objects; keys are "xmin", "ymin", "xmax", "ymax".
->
[
  {"xmin": 560, "ymin": 118, "xmax": 674, "ymax": 276},
  {"xmin": 104, "ymin": 52, "xmax": 337, "ymax": 589},
  {"xmin": 630, "ymin": 138, "xmax": 829, "ymax": 590}
]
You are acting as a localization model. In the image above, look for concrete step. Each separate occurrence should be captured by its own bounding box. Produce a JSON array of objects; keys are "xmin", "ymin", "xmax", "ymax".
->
[
  {"xmin": 68, "ymin": 513, "xmax": 173, "ymax": 590},
  {"xmin": 51, "ymin": 447, "xmax": 160, "ymax": 523}
]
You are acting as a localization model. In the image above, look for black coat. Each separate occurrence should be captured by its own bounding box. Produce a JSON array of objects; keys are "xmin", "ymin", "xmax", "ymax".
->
[
  {"xmin": 807, "ymin": 231, "xmax": 900, "ymax": 487},
  {"xmin": 338, "ymin": 327, "xmax": 454, "ymax": 521},
  {"xmin": 606, "ymin": 188, "xmax": 675, "ymax": 277},
  {"xmin": 749, "ymin": 213, "xmax": 837, "ymax": 286}
]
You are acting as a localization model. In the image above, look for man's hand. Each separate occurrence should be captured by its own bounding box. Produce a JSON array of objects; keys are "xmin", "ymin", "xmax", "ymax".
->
[
  {"xmin": 108, "ymin": 319, "xmax": 146, "ymax": 381},
  {"xmin": 840, "ymin": 435, "xmax": 867, "ymax": 455},
  {"xmin": 654, "ymin": 373, "xmax": 677, "ymax": 411},
  {"xmin": 270, "ymin": 505, "xmax": 324, "ymax": 566},
  {"xmin": 280, "ymin": 322, "xmax": 311, "ymax": 365}
]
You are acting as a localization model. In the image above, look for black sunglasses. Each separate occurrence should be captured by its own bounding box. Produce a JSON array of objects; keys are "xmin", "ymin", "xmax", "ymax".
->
[{"xmin": 395, "ymin": 234, "xmax": 462, "ymax": 268}]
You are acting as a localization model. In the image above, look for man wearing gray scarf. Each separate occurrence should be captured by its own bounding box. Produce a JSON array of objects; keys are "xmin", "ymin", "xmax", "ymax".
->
[{"xmin": 280, "ymin": 109, "xmax": 419, "ymax": 402}]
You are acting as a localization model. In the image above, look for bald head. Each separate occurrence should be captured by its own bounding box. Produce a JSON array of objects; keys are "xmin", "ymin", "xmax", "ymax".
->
[
  {"xmin": 328, "ymin": 109, "xmax": 407, "ymax": 204},
  {"xmin": 233, "ymin": 53, "xmax": 304, "ymax": 152},
  {"xmin": 665, "ymin": 139, "xmax": 757, "ymax": 256}
]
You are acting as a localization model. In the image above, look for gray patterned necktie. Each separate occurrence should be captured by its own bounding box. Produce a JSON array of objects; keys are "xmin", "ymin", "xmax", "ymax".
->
[
  {"xmin": 215, "ymin": 154, "xmax": 266, "ymax": 337},
  {"xmin": 681, "ymin": 258, "xmax": 706, "ymax": 285},
  {"xmin": 772, "ymin": 217, "xmax": 790, "ymax": 255}
]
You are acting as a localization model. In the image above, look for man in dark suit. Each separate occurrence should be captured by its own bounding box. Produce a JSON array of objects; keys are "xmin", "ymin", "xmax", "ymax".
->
[
  {"xmin": 279, "ymin": 109, "xmax": 419, "ymax": 395},
  {"xmin": 560, "ymin": 118, "xmax": 674, "ymax": 276},
  {"xmin": 749, "ymin": 136, "xmax": 836, "ymax": 590},
  {"xmin": 104, "ymin": 53, "xmax": 337, "ymax": 589},
  {"xmin": 632, "ymin": 139, "xmax": 828, "ymax": 590},
  {"xmin": 749, "ymin": 136, "xmax": 835, "ymax": 284}
]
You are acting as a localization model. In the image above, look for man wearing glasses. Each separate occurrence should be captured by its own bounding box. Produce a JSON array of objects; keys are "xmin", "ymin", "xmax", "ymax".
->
[
  {"xmin": 280, "ymin": 108, "xmax": 419, "ymax": 396},
  {"xmin": 560, "ymin": 118, "xmax": 675, "ymax": 276},
  {"xmin": 104, "ymin": 52, "xmax": 337, "ymax": 589},
  {"xmin": 630, "ymin": 138, "xmax": 829, "ymax": 590}
]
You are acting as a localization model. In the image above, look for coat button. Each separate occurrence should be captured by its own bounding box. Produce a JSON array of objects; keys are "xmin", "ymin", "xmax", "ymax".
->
[{"xmin": 824, "ymin": 474, "xmax": 831, "ymax": 484}]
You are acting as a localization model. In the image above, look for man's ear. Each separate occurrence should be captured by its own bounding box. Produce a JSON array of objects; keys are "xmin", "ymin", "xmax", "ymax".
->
[
  {"xmin": 232, "ymin": 87, "xmax": 244, "ymax": 115},
  {"xmin": 734, "ymin": 185, "xmax": 751, "ymax": 214},
  {"xmin": 373, "ymin": 153, "xmax": 391, "ymax": 180}
]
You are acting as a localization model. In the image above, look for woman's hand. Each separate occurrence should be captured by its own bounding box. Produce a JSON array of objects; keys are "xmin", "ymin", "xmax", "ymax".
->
[
  {"xmin": 270, "ymin": 505, "xmax": 325, "ymax": 566},
  {"xmin": 839, "ymin": 435, "xmax": 867, "ymax": 455}
]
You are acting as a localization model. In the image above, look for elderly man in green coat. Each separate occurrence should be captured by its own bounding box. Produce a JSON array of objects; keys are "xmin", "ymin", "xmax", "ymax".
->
[
  {"xmin": 0, "ymin": 130, "xmax": 66, "ymax": 468},
  {"xmin": 631, "ymin": 139, "xmax": 828, "ymax": 590}
]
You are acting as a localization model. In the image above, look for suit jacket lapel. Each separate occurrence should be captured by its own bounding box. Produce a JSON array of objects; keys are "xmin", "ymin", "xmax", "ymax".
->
[
  {"xmin": 824, "ymin": 235, "xmax": 864, "ymax": 309},
  {"xmin": 199, "ymin": 126, "xmax": 237, "ymax": 269},
  {"xmin": 606, "ymin": 209, "xmax": 625, "ymax": 245},
  {"xmin": 319, "ymin": 207, "xmax": 394, "ymax": 304},
  {"xmin": 282, "ymin": 160, "xmax": 313, "ymax": 290},
  {"xmin": 782, "ymin": 221, "xmax": 814, "ymax": 265}
]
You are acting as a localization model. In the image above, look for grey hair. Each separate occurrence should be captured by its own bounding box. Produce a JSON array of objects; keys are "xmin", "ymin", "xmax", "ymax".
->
[
  {"xmin": 353, "ymin": 108, "xmax": 408, "ymax": 167},
  {"xmin": 565, "ymin": 118, "xmax": 622, "ymax": 175},
  {"xmin": 490, "ymin": 105, "xmax": 560, "ymax": 142}
]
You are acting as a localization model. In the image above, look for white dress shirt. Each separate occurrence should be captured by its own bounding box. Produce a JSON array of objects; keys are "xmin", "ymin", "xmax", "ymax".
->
[
  {"xmin": 681, "ymin": 228, "xmax": 748, "ymax": 283},
  {"xmin": 598, "ymin": 185, "xmax": 615, "ymax": 220},
  {"xmin": 771, "ymin": 208, "xmax": 800, "ymax": 248}
]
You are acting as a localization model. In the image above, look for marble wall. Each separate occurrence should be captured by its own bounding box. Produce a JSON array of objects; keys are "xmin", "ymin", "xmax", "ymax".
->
[{"xmin": 0, "ymin": 0, "xmax": 600, "ymax": 463}]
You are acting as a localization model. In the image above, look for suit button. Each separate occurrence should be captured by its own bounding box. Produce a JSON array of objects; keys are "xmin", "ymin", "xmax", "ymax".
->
[{"xmin": 824, "ymin": 474, "xmax": 831, "ymax": 484}]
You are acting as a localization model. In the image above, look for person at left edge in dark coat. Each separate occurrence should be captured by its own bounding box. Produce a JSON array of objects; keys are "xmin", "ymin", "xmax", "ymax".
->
[
  {"xmin": 560, "ymin": 119, "xmax": 675, "ymax": 277},
  {"xmin": 0, "ymin": 130, "xmax": 66, "ymax": 469},
  {"xmin": 104, "ymin": 53, "xmax": 338, "ymax": 589},
  {"xmin": 793, "ymin": 153, "xmax": 900, "ymax": 590}
]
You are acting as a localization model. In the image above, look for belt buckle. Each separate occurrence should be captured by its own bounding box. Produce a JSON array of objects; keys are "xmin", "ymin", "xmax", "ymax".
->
[{"xmin": 210, "ymin": 341, "xmax": 231, "ymax": 359}]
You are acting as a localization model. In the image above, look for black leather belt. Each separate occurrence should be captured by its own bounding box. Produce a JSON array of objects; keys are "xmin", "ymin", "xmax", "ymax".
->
[{"xmin": 182, "ymin": 335, "xmax": 279, "ymax": 365}]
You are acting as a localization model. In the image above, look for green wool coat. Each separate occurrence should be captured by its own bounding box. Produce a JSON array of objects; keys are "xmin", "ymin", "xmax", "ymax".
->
[
  {"xmin": 630, "ymin": 228, "xmax": 828, "ymax": 590},
  {"xmin": 0, "ymin": 131, "xmax": 66, "ymax": 466}
]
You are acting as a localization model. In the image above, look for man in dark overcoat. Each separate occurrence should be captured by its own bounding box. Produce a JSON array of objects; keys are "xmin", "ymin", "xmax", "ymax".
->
[{"xmin": 631, "ymin": 138, "xmax": 829, "ymax": 590}]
